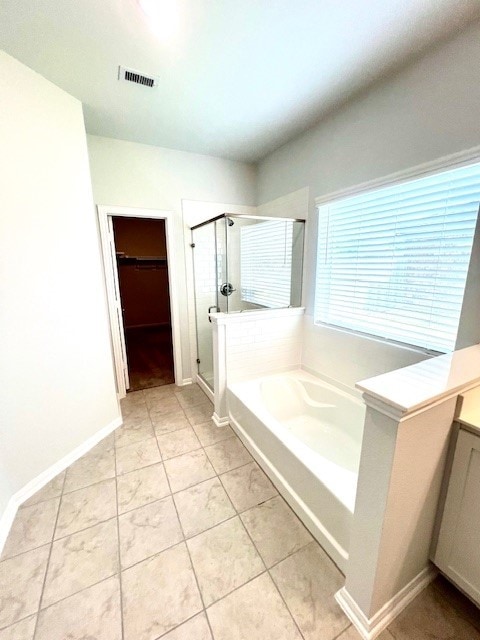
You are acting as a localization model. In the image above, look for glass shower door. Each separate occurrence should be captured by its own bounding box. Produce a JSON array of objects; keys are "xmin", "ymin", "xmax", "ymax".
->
[{"xmin": 192, "ymin": 222, "xmax": 218, "ymax": 390}]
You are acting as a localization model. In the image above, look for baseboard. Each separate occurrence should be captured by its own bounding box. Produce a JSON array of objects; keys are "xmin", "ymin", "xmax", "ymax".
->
[
  {"xmin": 177, "ymin": 378, "xmax": 193, "ymax": 387},
  {"xmin": 212, "ymin": 413, "xmax": 230, "ymax": 427},
  {"xmin": 335, "ymin": 566, "xmax": 437, "ymax": 639},
  {"xmin": 0, "ymin": 414, "xmax": 123, "ymax": 557},
  {"xmin": 228, "ymin": 411, "xmax": 348, "ymax": 573},
  {"xmin": 195, "ymin": 375, "xmax": 214, "ymax": 402}
]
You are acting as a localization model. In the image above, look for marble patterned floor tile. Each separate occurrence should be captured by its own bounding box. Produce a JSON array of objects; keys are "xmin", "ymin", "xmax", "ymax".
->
[
  {"xmin": 387, "ymin": 584, "xmax": 480, "ymax": 639},
  {"xmin": 143, "ymin": 384, "xmax": 176, "ymax": 400},
  {"xmin": 119, "ymin": 496, "xmax": 183, "ymax": 569},
  {"xmin": 120, "ymin": 394, "xmax": 147, "ymax": 418},
  {"xmin": 207, "ymin": 572, "xmax": 302, "ymax": 640},
  {"xmin": 64, "ymin": 441, "xmax": 115, "ymax": 493},
  {"xmin": 117, "ymin": 463, "xmax": 170, "ymax": 514},
  {"xmin": 240, "ymin": 496, "xmax": 312, "ymax": 567},
  {"xmin": 0, "ymin": 614, "xmax": 36, "ymax": 640},
  {"xmin": 161, "ymin": 612, "xmax": 212, "ymax": 639},
  {"xmin": 22, "ymin": 472, "xmax": 65, "ymax": 508},
  {"xmin": 122, "ymin": 543, "xmax": 202, "ymax": 640},
  {"xmin": 42, "ymin": 518, "xmax": 119, "ymax": 607},
  {"xmin": 120, "ymin": 403, "xmax": 150, "ymax": 424},
  {"xmin": 146, "ymin": 394, "xmax": 182, "ymax": 417},
  {"xmin": 151, "ymin": 410, "xmax": 191, "ymax": 435},
  {"xmin": 121, "ymin": 405, "xmax": 150, "ymax": 425},
  {"xmin": 115, "ymin": 421, "xmax": 155, "ymax": 448},
  {"xmin": 220, "ymin": 462, "xmax": 277, "ymax": 512},
  {"xmin": 157, "ymin": 426, "xmax": 202, "ymax": 460},
  {"xmin": 270, "ymin": 541, "xmax": 348, "ymax": 640},
  {"xmin": 121, "ymin": 389, "xmax": 147, "ymax": 405},
  {"xmin": 173, "ymin": 477, "xmax": 236, "ymax": 538},
  {"xmin": 175, "ymin": 385, "xmax": 210, "ymax": 410},
  {"xmin": 192, "ymin": 420, "xmax": 235, "ymax": 447},
  {"xmin": 2, "ymin": 498, "xmax": 59, "ymax": 559},
  {"xmin": 0, "ymin": 545, "xmax": 50, "ymax": 628},
  {"xmin": 35, "ymin": 575, "xmax": 121, "ymax": 640},
  {"xmin": 187, "ymin": 517, "xmax": 264, "ymax": 606},
  {"xmin": 164, "ymin": 449, "xmax": 216, "ymax": 493},
  {"xmin": 183, "ymin": 402, "xmax": 214, "ymax": 426},
  {"xmin": 115, "ymin": 437, "xmax": 162, "ymax": 475},
  {"xmin": 204, "ymin": 436, "xmax": 252, "ymax": 474},
  {"xmin": 55, "ymin": 479, "xmax": 116, "ymax": 539}
]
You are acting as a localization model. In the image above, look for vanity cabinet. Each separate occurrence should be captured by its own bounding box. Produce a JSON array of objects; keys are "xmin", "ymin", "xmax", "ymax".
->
[{"xmin": 434, "ymin": 423, "xmax": 480, "ymax": 606}]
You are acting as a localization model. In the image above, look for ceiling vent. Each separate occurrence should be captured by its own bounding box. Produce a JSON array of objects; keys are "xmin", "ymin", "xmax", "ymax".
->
[{"xmin": 118, "ymin": 65, "xmax": 158, "ymax": 88}]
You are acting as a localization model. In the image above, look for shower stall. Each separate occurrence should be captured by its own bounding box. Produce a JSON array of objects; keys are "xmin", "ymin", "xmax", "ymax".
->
[{"xmin": 191, "ymin": 214, "xmax": 305, "ymax": 391}]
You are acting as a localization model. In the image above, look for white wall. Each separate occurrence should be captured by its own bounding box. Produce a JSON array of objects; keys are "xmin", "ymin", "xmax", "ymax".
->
[
  {"xmin": 256, "ymin": 21, "xmax": 480, "ymax": 388},
  {"xmin": 87, "ymin": 136, "xmax": 257, "ymax": 381},
  {"xmin": 0, "ymin": 52, "xmax": 119, "ymax": 517}
]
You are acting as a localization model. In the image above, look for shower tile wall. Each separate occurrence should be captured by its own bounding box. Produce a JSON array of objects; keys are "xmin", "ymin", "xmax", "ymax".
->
[{"xmin": 225, "ymin": 311, "xmax": 304, "ymax": 382}]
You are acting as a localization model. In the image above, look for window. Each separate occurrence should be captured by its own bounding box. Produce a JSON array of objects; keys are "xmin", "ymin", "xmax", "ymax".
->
[
  {"xmin": 241, "ymin": 219, "xmax": 293, "ymax": 307},
  {"xmin": 315, "ymin": 162, "xmax": 480, "ymax": 352}
]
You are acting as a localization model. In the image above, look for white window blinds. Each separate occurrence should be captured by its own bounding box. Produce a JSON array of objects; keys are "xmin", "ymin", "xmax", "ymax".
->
[
  {"xmin": 315, "ymin": 162, "xmax": 480, "ymax": 352},
  {"xmin": 241, "ymin": 220, "xmax": 293, "ymax": 308}
]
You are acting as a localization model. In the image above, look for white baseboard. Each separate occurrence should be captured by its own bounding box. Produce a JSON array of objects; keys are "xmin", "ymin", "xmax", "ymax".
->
[
  {"xmin": 335, "ymin": 566, "xmax": 437, "ymax": 639},
  {"xmin": 0, "ymin": 414, "xmax": 123, "ymax": 557},
  {"xmin": 212, "ymin": 413, "xmax": 230, "ymax": 427},
  {"xmin": 195, "ymin": 375, "xmax": 214, "ymax": 403},
  {"xmin": 177, "ymin": 378, "xmax": 193, "ymax": 387}
]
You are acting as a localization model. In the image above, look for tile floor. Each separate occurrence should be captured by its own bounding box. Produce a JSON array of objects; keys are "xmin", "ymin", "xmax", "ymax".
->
[{"xmin": 1, "ymin": 384, "xmax": 479, "ymax": 640}]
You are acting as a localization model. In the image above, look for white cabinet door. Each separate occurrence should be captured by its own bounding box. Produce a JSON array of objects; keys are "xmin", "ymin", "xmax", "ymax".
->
[{"xmin": 434, "ymin": 427, "xmax": 480, "ymax": 605}]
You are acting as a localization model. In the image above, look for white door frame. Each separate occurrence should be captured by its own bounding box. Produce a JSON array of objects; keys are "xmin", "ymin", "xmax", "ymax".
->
[{"xmin": 97, "ymin": 205, "xmax": 183, "ymax": 398}]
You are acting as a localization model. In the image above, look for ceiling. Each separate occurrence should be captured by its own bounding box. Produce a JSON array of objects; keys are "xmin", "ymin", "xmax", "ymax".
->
[{"xmin": 1, "ymin": 0, "xmax": 479, "ymax": 162}]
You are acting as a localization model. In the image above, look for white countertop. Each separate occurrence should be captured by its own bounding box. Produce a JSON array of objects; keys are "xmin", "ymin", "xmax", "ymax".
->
[
  {"xmin": 456, "ymin": 386, "xmax": 480, "ymax": 433},
  {"xmin": 356, "ymin": 344, "xmax": 480, "ymax": 415}
]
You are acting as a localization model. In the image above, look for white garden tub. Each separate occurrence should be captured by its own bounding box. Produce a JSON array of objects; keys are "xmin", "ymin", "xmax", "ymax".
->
[{"xmin": 227, "ymin": 369, "xmax": 365, "ymax": 572}]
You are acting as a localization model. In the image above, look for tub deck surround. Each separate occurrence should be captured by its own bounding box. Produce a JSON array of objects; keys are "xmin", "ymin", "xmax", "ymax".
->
[
  {"xmin": 337, "ymin": 343, "xmax": 480, "ymax": 640},
  {"xmin": 228, "ymin": 369, "xmax": 365, "ymax": 572},
  {"xmin": 209, "ymin": 307, "xmax": 305, "ymax": 425},
  {"xmin": 356, "ymin": 343, "xmax": 480, "ymax": 415}
]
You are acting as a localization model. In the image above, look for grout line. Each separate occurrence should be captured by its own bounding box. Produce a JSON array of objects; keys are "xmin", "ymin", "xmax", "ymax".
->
[
  {"xmin": 228, "ymin": 493, "xmax": 306, "ymax": 640},
  {"xmin": 113, "ymin": 435, "xmax": 126, "ymax": 640},
  {"xmin": 331, "ymin": 625, "xmax": 353, "ymax": 640},
  {"xmin": 31, "ymin": 469, "xmax": 67, "ymax": 640},
  {"xmin": 264, "ymin": 570, "xmax": 306, "ymax": 640},
  {"xmin": 152, "ymin": 610, "xmax": 209, "ymax": 640},
  {"xmin": 151, "ymin": 429, "xmax": 217, "ymax": 640},
  {"xmin": 32, "ymin": 573, "xmax": 121, "ymax": 620}
]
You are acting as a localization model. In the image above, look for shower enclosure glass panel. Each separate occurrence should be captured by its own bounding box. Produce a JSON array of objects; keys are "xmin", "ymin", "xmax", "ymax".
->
[
  {"xmin": 226, "ymin": 216, "xmax": 304, "ymax": 312},
  {"xmin": 192, "ymin": 222, "xmax": 217, "ymax": 390},
  {"xmin": 191, "ymin": 214, "xmax": 305, "ymax": 390}
]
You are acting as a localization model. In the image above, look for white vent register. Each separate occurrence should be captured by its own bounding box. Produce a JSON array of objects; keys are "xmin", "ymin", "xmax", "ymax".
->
[{"xmin": 118, "ymin": 65, "xmax": 158, "ymax": 87}]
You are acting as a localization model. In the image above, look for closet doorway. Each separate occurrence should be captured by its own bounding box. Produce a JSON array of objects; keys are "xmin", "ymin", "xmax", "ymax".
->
[
  {"xmin": 98, "ymin": 206, "xmax": 182, "ymax": 398},
  {"xmin": 113, "ymin": 216, "xmax": 173, "ymax": 391}
]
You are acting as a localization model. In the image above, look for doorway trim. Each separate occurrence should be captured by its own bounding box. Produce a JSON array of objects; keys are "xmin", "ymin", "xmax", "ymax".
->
[{"xmin": 98, "ymin": 205, "xmax": 182, "ymax": 398}]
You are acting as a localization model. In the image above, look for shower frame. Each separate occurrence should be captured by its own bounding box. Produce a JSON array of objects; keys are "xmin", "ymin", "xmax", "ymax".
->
[{"xmin": 190, "ymin": 212, "xmax": 305, "ymax": 398}]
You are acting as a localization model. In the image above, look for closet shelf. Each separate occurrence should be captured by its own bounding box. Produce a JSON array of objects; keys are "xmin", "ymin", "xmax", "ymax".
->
[{"xmin": 116, "ymin": 253, "xmax": 167, "ymax": 261}]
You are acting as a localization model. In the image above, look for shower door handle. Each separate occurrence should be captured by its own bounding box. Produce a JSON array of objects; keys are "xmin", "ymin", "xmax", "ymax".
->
[{"xmin": 208, "ymin": 305, "xmax": 219, "ymax": 322}]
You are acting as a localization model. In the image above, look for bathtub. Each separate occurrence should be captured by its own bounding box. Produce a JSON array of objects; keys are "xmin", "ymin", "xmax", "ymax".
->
[{"xmin": 227, "ymin": 369, "xmax": 365, "ymax": 572}]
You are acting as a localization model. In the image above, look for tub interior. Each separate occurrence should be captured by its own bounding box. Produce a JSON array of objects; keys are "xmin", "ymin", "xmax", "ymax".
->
[{"xmin": 259, "ymin": 375, "xmax": 365, "ymax": 475}]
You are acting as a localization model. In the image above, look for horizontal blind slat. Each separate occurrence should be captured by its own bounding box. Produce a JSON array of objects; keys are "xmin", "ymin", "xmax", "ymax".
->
[{"xmin": 315, "ymin": 161, "xmax": 480, "ymax": 352}]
